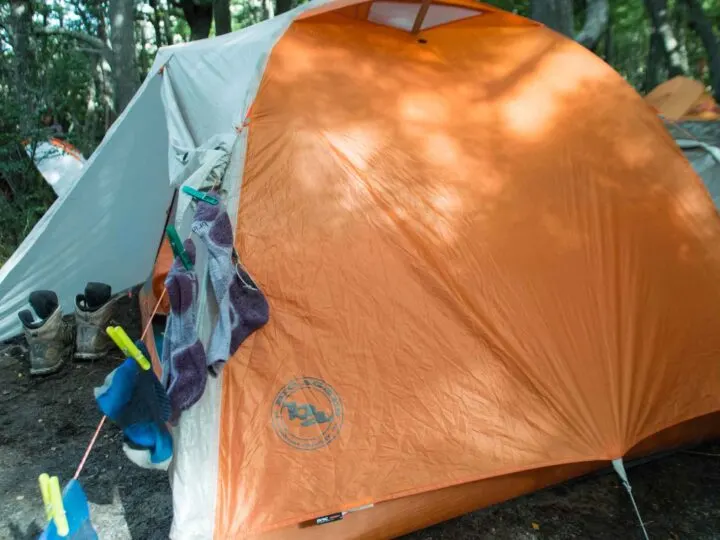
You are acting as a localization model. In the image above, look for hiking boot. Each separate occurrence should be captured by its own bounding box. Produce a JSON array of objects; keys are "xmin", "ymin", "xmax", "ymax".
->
[
  {"xmin": 18, "ymin": 291, "xmax": 74, "ymax": 376},
  {"xmin": 75, "ymin": 282, "xmax": 122, "ymax": 360}
]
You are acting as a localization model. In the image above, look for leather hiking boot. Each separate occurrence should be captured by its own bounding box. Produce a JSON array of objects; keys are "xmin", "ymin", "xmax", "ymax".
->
[
  {"xmin": 18, "ymin": 291, "xmax": 74, "ymax": 376},
  {"xmin": 74, "ymin": 282, "xmax": 121, "ymax": 360}
]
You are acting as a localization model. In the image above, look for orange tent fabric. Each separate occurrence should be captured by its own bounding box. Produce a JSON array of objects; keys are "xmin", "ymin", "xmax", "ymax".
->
[
  {"xmin": 151, "ymin": 238, "xmax": 172, "ymax": 314},
  {"xmin": 142, "ymin": 2, "xmax": 720, "ymax": 537},
  {"xmin": 645, "ymin": 76, "xmax": 720, "ymax": 121}
]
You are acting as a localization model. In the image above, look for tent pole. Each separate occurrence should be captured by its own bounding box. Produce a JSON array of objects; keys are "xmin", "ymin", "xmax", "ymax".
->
[{"xmin": 411, "ymin": 0, "xmax": 432, "ymax": 34}]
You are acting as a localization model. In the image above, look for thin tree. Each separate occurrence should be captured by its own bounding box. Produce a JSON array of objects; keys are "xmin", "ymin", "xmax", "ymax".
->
[
  {"xmin": 683, "ymin": 0, "xmax": 720, "ymax": 100},
  {"xmin": 530, "ymin": 0, "xmax": 609, "ymax": 50},
  {"xmin": 214, "ymin": 0, "xmax": 231, "ymax": 35},
  {"xmin": 110, "ymin": 0, "xmax": 138, "ymax": 113},
  {"xmin": 643, "ymin": 0, "xmax": 690, "ymax": 77}
]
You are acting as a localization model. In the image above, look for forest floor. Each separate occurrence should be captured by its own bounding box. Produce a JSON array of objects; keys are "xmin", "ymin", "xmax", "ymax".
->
[{"xmin": 1, "ymin": 297, "xmax": 719, "ymax": 539}]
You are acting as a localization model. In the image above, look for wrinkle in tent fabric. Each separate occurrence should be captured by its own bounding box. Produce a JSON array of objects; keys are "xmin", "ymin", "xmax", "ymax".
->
[{"xmin": 212, "ymin": 7, "xmax": 720, "ymax": 536}]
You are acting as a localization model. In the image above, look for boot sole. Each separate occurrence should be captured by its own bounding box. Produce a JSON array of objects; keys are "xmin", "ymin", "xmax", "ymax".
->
[{"xmin": 30, "ymin": 361, "xmax": 64, "ymax": 376}]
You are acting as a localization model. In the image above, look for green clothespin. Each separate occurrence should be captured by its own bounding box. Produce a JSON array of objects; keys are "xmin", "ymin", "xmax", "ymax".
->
[
  {"xmin": 165, "ymin": 224, "xmax": 193, "ymax": 271},
  {"xmin": 182, "ymin": 186, "xmax": 218, "ymax": 205},
  {"xmin": 38, "ymin": 473, "xmax": 53, "ymax": 522},
  {"xmin": 48, "ymin": 475, "xmax": 69, "ymax": 537}
]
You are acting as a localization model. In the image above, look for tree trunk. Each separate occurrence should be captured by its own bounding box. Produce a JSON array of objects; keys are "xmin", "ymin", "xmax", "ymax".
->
[
  {"xmin": 683, "ymin": 0, "xmax": 720, "ymax": 101},
  {"xmin": 603, "ymin": 6, "xmax": 613, "ymax": 64},
  {"xmin": 139, "ymin": 22, "xmax": 151, "ymax": 78},
  {"xmin": 673, "ymin": 0, "xmax": 692, "ymax": 75},
  {"xmin": 149, "ymin": 0, "xmax": 165, "ymax": 46},
  {"xmin": 89, "ymin": 1, "xmax": 109, "ymax": 46},
  {"xmin": 9, "ymin": 0, "xmax": 34, "ymax": 139},
  {"xmin": 162, "ymin": 0, "xmax": 174, "ymax": 45},
  {"xmin": 262, "ymin": 0, "xmax": 275, "ymax": 20},
  {"xmin": 644, "ymin": 0, "xmax": 689, "ymax": 77},
  {"xmin": 213, "ymin": 0, "xmax": 231, "ymax": 35},
  {"xmin": 574, "ymin": 0, "xmax": 609, "ymax": 50},
  {"xmin": 530, "ymin": 0, "xmax": 573, "ymax": 38},
  {"xmin": 110, "ymin": 0, "xmax": 138, "ymax": 114},
  {"xmin": 82, "ymin": 56, "xmax": 100, "ymax": 154},
  {"xmin": 644, "ymin": 29, "xmax": 665, "ymax": 92},
  {"xmin": 181, "ymin": 0, "xmax": 213, "ymax": 41},
  {"xmin": 275, "ymin": 0, "xmax": 293, "ymax": 17},
  {"xmin": 9, "ymin": 0, "xmax": 33, "ymax": 86}
]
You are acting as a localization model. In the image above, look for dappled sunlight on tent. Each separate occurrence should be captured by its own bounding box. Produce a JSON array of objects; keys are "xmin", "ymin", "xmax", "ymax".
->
[
  {"xmin": 423, "ymin": 132, "xmax": 461, "ymax": 167},
  {"xmin": 673, "ymin": 182, "xmax": 720, "ymax": 246},
  {"xmin": 613, "ymin": 135, "xmax": 655, "ymax": 170},
  {"xmin": 398, "ymin": 92, "xmax": 451, "ymax": 124},
  {"xmin": 323, "ymin": 124, "xmax": 382, "ymax": 172},
  {"xmin": 502, "ymin": 45, "xmax": 608, "ymax": 139}
]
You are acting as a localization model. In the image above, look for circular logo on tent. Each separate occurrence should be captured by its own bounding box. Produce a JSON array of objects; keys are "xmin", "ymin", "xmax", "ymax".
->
[{"xmin": 271, "ymin": 377, "xmax": 343, "ymax": 450}]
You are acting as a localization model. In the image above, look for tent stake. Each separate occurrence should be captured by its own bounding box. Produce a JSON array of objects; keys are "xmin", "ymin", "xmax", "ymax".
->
[{"xmin": 411, "ymin": 0, "xmax": 432, "ymax": 34}]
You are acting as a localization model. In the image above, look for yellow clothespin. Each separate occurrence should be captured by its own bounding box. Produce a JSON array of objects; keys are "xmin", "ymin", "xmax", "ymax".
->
[
  {"xmin": 38, "ymin": 473, "xmax": 53, "ymax": 521},
  {"xmin": 105, "ymin": 326, "xmax": 151, "ymax": 371},
  {"xmin": 49, "ymin": 475, "xmax": 69, "ymax": 537}
]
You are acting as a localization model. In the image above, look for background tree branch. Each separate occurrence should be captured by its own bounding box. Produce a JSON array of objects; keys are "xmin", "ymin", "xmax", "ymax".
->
[
  {"xmin": 35, "ymin": 27, "xmax": 111, "ymax": 58},
  {"xmin": 575, "ymin": 0, "xmax": 610, "ymax": 49}
]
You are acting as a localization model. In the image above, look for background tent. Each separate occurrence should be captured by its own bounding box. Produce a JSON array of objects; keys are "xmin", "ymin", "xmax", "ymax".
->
[
  {"xmin": 676, "ymin": 140, "xmax": 720, "ymax": 208},
  {"xmin": 663, "ymin": 118, "xmax": 720, "ymax": 211},
  {"xmin": 25, "ymin": 138, "xmax": 86, "ymax": 198},
  {"xmin": 2, "ymin": 1, "xmax": 720, "ymax": 539},
  {"xmin": 645, "ymin": 76, "xmax": 720, "ymax": 121}
]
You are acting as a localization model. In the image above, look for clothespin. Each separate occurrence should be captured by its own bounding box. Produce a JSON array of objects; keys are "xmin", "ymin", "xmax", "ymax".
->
[
  {"xmin": 165, "ymin": 225, "xmax": 193, "ymax": 271},
  {"xmin": 106, "ymin": 326, "xmax": 151, "ymax": 371},
  {"xmin": 182, "ymin": 186, "xmax": 218, "ymax": 205},
  {"xmin": 38, "ymin": 473, "xmax": 53, "ymax": 521},
  {"xmin": 47, "ymin": 475, "xmax": 69, "ymax": 537}
]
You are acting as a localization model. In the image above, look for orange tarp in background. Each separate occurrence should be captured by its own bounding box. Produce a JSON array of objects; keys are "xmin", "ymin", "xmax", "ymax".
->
[
  {"xmin": 213, "ymin": 3, "xmax": 720, "ymax": 537},
  {"xmin": 645, "ymin": 76, "xmax": 720, "ymax": 121}
]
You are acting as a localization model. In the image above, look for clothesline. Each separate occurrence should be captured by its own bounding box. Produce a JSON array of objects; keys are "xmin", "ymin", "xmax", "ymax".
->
[{"xmin": 73, "ymin": 288, "xmax": 167, "ymax": 480}]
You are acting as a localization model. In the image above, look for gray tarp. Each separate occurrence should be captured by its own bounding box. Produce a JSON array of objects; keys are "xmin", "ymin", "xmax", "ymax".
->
[{"xmin": 677, "ymin": 139, "xmax": 720, "ymax": 208}]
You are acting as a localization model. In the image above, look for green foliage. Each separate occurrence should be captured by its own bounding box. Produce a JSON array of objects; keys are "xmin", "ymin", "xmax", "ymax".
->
[
  {"xmin": 611, "ymin": 0, "xmax": 652, "ymax": 88},
  {"xmin": 0, "ymin": 82, "xmax": 57, "ymax": 267},
  {"xmin": 0, "ymin": 186, "xmax": 56, "ymax": 267}
]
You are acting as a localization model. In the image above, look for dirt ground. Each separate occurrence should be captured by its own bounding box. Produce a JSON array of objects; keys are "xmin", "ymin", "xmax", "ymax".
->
[{"xmin": 1, "ymin": 296, "xmax": 719, "ymax": 539}]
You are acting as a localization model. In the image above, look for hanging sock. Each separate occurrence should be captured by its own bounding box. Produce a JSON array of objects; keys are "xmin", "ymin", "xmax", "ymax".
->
[
  {"xmin": 191, "ymin": 192, "xmax": 269, "ymax": 375},
  {"xmin": 94, "ymin": 341, "xmax": 173, "ymax": 470},
  {"xmin": 162, "ymin": 238, "xmax": 208, "ymax": 421},
  {"xmin": 39, "ymin": 478, "xmax": 98, "ymax": 540},
  {"xmin": 612, "ymin": 458, "xmax": 651, "ymax": 540}
]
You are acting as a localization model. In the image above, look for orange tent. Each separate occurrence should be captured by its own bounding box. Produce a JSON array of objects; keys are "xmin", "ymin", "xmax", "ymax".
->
[
  {"xmin": 132, "ymin": 1, "xmax": 720, "ymax": 538},
  {"xmin": 645, "ymin": 76, "xmax": 720, "ymax": 121}
]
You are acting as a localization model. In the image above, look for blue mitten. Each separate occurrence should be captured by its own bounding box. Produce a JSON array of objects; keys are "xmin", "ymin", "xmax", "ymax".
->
[{"xmin": 94, "ymin": 342, "xmax": 173, "ymax": 470}]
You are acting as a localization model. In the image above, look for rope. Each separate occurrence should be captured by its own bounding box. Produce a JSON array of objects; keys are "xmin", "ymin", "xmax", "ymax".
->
[
  {"xmin": 73, "ymin": 288, "xmax": 167, "ymax": 480},
  {"xmin": 612, "ymin": 458, "xmax": 651, "ymax": 540},
  {"xmin": 620, "ymin": 480, "xmax": 650, "ymax": 540},
  {"xmin": 74, "ymin": 173, "xmax": 228, "ymax": 479}
]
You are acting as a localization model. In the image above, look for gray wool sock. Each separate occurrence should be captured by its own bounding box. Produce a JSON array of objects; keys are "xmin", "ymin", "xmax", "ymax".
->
[
  {"xmin": 162, "ymin": 239, "xmax": 207, "ymax": 422},
  {"xmin": 191, "ymin": 192, "xmax": 269, "ymax": 373}
]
